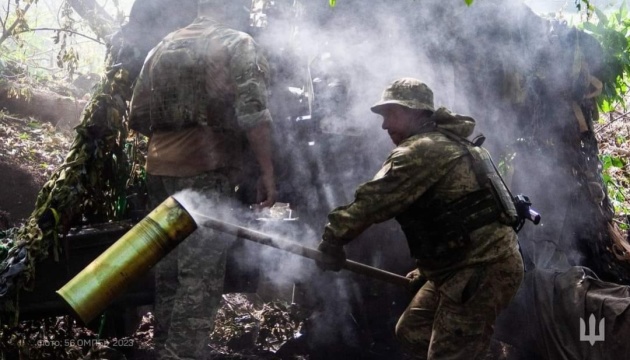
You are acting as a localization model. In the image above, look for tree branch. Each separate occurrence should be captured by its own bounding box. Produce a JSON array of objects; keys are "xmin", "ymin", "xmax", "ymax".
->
[
  {"xmin": 66, "ymin": 0, "xmax": 116, "ymax": 41},
  {"xmin": 14, "ymin": 27, "xmax": 105, "ymax": 44},
  {"xmin": 2, "ymin": 0, "xmax": 10, "ymax": 33},
  {"xmin": 0, "ymin": 2, "xmax": 31, "ymax": 46}
]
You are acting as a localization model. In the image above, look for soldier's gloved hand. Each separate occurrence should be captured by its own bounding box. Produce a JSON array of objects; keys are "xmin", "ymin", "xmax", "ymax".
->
[
  {"xmin": 406, "ymin": 268, "xmax": 426, "ymax": 293},
  {"xmin": 316, "ymin": 240, "xmax": 346, "ymax": 272}
]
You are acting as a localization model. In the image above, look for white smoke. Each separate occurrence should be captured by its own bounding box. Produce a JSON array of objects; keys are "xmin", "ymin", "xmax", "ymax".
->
[{"xmin": 129, "ymin": 0, "xmax": 615, "ymax": 354}]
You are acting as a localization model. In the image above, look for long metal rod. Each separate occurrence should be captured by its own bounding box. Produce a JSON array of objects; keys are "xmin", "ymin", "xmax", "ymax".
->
[{"xmin": 196, "ymin": 214, "xmax": 411, "ymax": 288}]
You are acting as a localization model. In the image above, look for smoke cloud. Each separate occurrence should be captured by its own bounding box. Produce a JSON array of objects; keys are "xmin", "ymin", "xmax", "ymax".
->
[{"xmin": 126, "ymin": 0, "xmax": 615, "ymax": 356}]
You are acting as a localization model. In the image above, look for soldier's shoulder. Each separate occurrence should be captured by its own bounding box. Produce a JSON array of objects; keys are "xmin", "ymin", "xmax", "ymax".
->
[
  {"xmin": 398, "ymin": 132, "xmax": 468, "ymax": 158},
  {"xmin": 210, "ymin": 26, "xmax": 254, "ymax": 45},
  {"xmin": 401, "ymin": 132, "xmax": 453, "ymax": 150}
]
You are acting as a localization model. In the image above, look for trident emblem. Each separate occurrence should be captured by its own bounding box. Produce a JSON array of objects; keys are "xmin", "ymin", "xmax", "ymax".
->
[{"xmin": 579, "ymin": 314, "xmax": 605, "ymax": 346}]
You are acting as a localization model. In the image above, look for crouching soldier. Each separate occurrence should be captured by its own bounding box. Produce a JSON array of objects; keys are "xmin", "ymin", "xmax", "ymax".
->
[{"xmin": 317, "ymin": 78, "xmax": 524, "ymax": 360}]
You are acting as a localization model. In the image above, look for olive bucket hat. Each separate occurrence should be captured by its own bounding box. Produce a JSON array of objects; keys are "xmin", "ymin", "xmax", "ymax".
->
[{"xmin": 370, "ymin": 77, "xmax": 435, "ymax": 114}]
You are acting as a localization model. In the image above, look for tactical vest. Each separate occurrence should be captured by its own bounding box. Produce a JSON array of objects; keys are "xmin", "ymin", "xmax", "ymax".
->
[
  {"xmin": 147, "ymin": 32, "xmax": 237, "ymax": 133},
  {"xmin": 147, "ymin": 36, "xmax": 209, "ymax": 131},
  {"xmin": 396, "ymin": 130, "xmax": 518, "ymax": 268}
]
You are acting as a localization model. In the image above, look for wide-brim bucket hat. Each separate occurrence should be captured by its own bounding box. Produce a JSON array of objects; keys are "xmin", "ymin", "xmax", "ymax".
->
[{"xmin": 371, "ymin": 77, "xmax": 435, "ymax": 114}]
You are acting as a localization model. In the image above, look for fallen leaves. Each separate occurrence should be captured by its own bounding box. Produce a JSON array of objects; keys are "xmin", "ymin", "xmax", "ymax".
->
[{"xmin": 0, "ymin": 113, "xmax": 73, "ymax": 185}]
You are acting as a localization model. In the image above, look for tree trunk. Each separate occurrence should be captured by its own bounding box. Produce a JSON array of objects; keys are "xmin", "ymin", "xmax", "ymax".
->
[
  {"xmin": 0, "ymin": 81, "xmax": 87, "ymax": 130},
  {"xmin": 67, "ymin": 0, "xmax": 116, "ymax": 41}
]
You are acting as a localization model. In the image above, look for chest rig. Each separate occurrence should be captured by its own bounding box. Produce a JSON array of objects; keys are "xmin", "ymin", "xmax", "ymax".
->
[
  {"xmin": 147, "ymin": 28, "xmax": 238, "ymax": 134},
  {"xmin": 396, "ymin": 130, "xmax": 518, "ymax": 268}
]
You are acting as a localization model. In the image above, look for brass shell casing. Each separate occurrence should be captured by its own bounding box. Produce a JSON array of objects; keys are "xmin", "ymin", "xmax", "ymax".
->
[{"xmin": 57, "ymin": 196, "xmax": 197, "ymax": 324}]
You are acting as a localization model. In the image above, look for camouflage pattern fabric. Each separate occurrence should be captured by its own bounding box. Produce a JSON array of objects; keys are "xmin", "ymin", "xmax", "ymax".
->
[
  {"xmin": 130, "ymin": 14, "xmax": 273, "ymax": 360},
  {"xmin": 395, "ymin": 250, "xmax": 523, "ymax": 360},
  {"xmin": 371, "ymin": 77, "xmax": 435, "ymax": 114},
  {"xmin": 129, "ymin": 16, "xmax": 272, "ymax": 135},
  {"xmin": 323, "ymin": 113, "xmax": 520, "ymax": 283},
  {"xmin": 147, "ymin": 171, "xmax": 235, "ymax": 360},
  {"xmin": 322, "ymin": 109, "xmax": 523, "ymax": 358}
]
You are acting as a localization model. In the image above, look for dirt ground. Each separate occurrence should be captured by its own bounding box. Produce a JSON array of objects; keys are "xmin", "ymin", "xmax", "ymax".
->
[
  {"xmin": 0, "ymin": 114, "xmax": 73, "ymax": 226},
  {"xmin": 0, "ymin": 162, "xmax": 41, "ymax": 226}
]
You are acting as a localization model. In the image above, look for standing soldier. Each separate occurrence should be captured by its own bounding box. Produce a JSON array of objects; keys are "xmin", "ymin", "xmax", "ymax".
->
[
  {"xmin": 317, "ymin": 78, "xmax": 523, "ymax": 359},
  {"xmin": 128, "ymin": 1, "xmax": 276, "ymax": 359}
]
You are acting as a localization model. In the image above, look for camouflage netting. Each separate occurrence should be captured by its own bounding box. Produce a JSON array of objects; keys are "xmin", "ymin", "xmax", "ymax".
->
[
  {"xmin": 0, "ymin": 60, "xmax": 138, "ymax": 324},
  {"xmin": 0, "ymin": 0, "xmax": 198, "ymax": 327},
  {"xmin": 0, "ymin": 0, "xmax": 198, "ymax": 326}
]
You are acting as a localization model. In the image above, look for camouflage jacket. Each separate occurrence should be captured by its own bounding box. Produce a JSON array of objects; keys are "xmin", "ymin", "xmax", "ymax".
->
[
  {"xmin": 129, "ymin": 16, "xmax": 272, "ymax": 135},
  {"xmin": 323, "ymin": 109, "xmax": 519, "ymax": 282}
]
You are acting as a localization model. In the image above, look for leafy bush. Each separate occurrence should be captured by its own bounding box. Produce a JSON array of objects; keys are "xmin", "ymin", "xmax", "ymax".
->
[{"xmin": 581, "ymin": 6, "xmax": 630, "ymax": 112}]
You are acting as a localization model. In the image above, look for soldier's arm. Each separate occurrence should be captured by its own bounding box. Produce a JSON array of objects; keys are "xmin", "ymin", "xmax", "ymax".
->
[
  {"xmin": 246, "ymin": 122, "xmax": 275, "ymax": 207},
  {"xmin": 129, "ymin": 49, "xmax": 158, "ymax": 136},
  {"xmin": 230, "ymin": 36, "xmax": 276, "ymax": 207},
  {"xmin": 129, "ymin": 68, "xmax": 152, "ymax": 135},
  {"xmin": 323, "ymin": 143, "xmax": 459, "ymax": 245}
]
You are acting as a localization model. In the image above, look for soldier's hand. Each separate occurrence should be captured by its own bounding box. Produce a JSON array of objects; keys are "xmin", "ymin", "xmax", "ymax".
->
[
  {"xmin": 406, "ymin": 268, "xmax": 426, "ymax": 293},
  {"xmin": 256, "ymin": 173, "xmax": 276, "ymax": 209},
  {"xmin": 316, "ymin": 240, "xmax": 346, "ymax": 272}
]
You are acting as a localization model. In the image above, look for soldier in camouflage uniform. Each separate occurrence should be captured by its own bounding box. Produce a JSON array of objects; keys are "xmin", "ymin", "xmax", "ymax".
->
[
  {"xmin": 128, "ymin": 1, "xmax": 276, "ymax": 359},
  {"xmin": 317, "ymin": 78, "xmax": 523, "ymax": 359}
]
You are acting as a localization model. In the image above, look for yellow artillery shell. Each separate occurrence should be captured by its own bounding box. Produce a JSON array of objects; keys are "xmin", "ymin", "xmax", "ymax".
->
[{"xmin": 57, "ymin": 196, "xmax": 197, "ymax": 324}]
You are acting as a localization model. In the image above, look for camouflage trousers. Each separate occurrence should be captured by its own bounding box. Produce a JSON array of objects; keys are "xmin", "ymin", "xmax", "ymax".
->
[
  {"xmin": 395, "ymin": 250, "xmax": 523, "ymax": 360},
  {"xmin": 147, "ymin": 171, "xmax": 236, "ymax": 360}
]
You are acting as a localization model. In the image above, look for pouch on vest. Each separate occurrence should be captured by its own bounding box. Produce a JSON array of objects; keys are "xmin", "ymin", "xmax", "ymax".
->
[
  {"xmin": 149, "ymin": 37, "xmax": 210, "ymax": 131},
  {"xmin": 398, "ymin": 191, "xmax": 471, "ymax": 268},
  {"xmin": 467, "ymin": 146, "xmax": 519, "ymax": 227},
  {"xmin": 400, "ymin": 187, "xmax": 502, "ymax": 268},
  {"xmin": 436, "ymin": 128, "xmax": 519, "ymax": 228}
]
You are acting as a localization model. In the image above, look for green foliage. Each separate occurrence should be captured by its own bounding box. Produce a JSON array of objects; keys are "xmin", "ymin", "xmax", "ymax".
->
[
  {"xmin": 0, "ymin": 0, "xmax": 110, "ymax": 87},
  {"xmin": 55, "ymin": 0, "xmax": 80, "ymax": 77},
  {"xmin": 464, "ymin": 0, "xmax": 474, "ymax": 6},
  {"xmin": 5, "ymin": 86, "xmax": 32, "ymax": 101},
  {"xmin": 581, "ymin": 4, "xmax": 630, "ymax": 112},
  {"xmin": 600, "ymin": 153, "xmax": 630, "ymax": 216},
  {"xmin": 56, "ymin": 47, "xmax": 80, "ymax": 78}
]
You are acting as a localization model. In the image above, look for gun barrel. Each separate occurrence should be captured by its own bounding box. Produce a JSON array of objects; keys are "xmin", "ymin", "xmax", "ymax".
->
[
  {"xmin": 196, "ymin": 213, "xmax": 411, "ymax": 288},
  {"xmin": 529, "ymin": 209, "xmax": 541, "ymax": 225}
]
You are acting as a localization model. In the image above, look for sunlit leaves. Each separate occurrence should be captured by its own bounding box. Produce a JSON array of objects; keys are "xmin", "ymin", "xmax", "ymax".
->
[
  {"xmin": 600, "ymin": 154, "xmax": 629, "ymax": 215},
  {"xmin": 602, "ymin": 154, "xmax": 625, "ymax": 170},
  {"xmin": 6, "ymin": 87, "xmax": 32, "ymax": 101},
  {"xmin": 329, "ymin": 0, "xmax": 336, "ymax": 7},
  {"xmin": 56, "ymin": 47, "xmax": 80, "ymax": 77},
  {"xmin": 580, "ymin": 4, "xmax": 630, "ymax": 111},
  {"xmin": 464, "ymin": 0, "xmax": 474, "ymax": 6}
]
